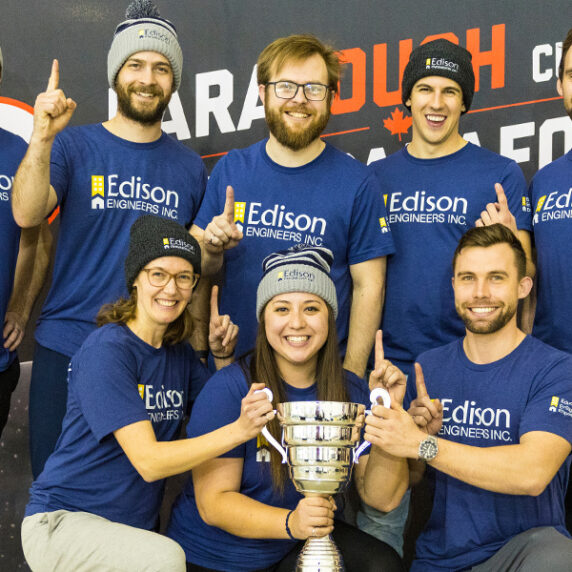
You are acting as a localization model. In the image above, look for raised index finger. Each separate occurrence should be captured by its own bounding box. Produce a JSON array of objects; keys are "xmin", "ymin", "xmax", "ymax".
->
[
  {"xmin": 210, "ymin": 285, "xmax": 220, "ymax": 319},
  {"xmin": 373, "ymin": 329, "xmax": 384, "ymax": 369},
  {"xmin": 414, "ymin": 362, "xmax": 429, "ymax": 399},
  {"xmin": 494, "ymin": 183, "xmax": 508, "ymax": 208},
  {"xmin": 223, "ymin": 185, "xmax": 235, "ymax": 222},
  {"xmin": 47, "ymin": 59, "xmax": 59, "ymax": 91}
]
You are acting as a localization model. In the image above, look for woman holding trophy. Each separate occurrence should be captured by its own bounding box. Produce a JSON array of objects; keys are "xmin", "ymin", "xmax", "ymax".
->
[
  {"xmin": 21, "ymin": 216, "xmax": 274, "ymax": 572},
  {"xmin": 167, "ymin": 246, "xmax": 407, "ymax": 572}
]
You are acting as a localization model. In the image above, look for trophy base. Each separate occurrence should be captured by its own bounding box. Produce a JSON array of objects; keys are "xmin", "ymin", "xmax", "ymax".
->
[{"xmin": 295, "ymin": 534, "xmax": 345, "ymax": 571}]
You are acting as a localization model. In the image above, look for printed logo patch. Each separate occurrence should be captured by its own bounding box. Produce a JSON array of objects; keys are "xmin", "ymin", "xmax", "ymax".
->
[
  {"xmin": 91, "ymin": 175, "xmax": 105, "ymax": 210},
  {"xmin": 138, "ymin": 384, "xmax": 145, "ymax": 399}
]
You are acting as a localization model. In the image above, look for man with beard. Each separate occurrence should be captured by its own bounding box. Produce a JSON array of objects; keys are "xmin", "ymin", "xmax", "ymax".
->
[
  {"xmin": 11, "ymin": 0, "xmax": 206, "ymax": 478},
  {"xmin": 193, "ymin": 34, "xmax": 394, "ymax": 377},
  {"xmin": 365, "ymin": 223, "xmax": 572, "ymax": 571}
]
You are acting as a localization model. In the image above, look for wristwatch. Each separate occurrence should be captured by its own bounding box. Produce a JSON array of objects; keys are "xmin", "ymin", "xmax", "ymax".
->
[{"xmin": 418, "ymin": 435, "xmax": 438, "ymax": 462}]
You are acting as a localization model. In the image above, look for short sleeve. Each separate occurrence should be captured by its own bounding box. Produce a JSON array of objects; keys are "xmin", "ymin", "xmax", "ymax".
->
[{"xmin": 71, "ymin": 342, "xmax": 149, "ymax": 442}]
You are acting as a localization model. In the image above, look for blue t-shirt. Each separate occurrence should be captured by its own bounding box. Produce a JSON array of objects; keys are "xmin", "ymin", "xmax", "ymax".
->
[
  {"xmin": 411, "ymin": 336, "xmax": 572, "ymax": 571},
  {"xmin": 0, "ymin": 128, "xmax": 27, "ymax": 371},
  {"xmin": 529, "ymin": 149, "xmax": 572, "ymax": 353},
  {"xmin": 167, "ymin": 361, "xmax": 370, "ymax": 571},
  {"xmin": 35, "ymin": 123, "xmax": 207, "ymax": 357},
  {"xmin": 371, "ymin": 143, "xmax": 531, "ymax": 377},
  {"xmin": 194, "ymin": 140, "xmax": 395, "ymax": 357},
  {"xmin": 25, "ymin": 323, "xmax": 209, "ymax": 530}
]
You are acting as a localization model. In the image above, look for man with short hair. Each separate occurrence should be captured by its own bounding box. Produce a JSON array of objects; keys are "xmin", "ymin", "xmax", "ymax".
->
[
  {"xmin": 12, "ymin": 0, "xmax": 206, "ymax": 477},
  {"xmin": 366, "ymin": 223, "xmax": 572, "ymax": 571},
  {"xmin": 527, "ymin": 26, "xmax": 572, "ymax": 531},
  {"xmin": 0, "ymin": 45, "xmax": 51, "ymax": 439},
  {"xmin": 361, "ymin": 38, "xmax": 533, "ymax": 553},
  {"xmin": 193, "ymin": 34, "xmax": 394, "ymax": 378}
]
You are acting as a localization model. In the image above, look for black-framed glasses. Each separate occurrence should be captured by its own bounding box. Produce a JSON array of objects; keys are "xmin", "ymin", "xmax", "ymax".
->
[
  {"xmin": 142, "ymin": 267, "xmax": 199, "ymax": 290},
  {"xmin": 266, "ymin": 81, "xmax": 330, "ymax": 101}
]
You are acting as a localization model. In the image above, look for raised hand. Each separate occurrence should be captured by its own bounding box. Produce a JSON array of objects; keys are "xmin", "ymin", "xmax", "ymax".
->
[
  {"xmin": 236, "ymin": 382, "xmax": 276, "ymax": 440},
  {"xmin": 208, "ymin": 285, "xmax": 238, "ymax": 359},
  {"xmin": 289, "ymin": 496, "xmax": 336, "ymax": 539},
  {"xmin": 475, "ymin": 183, "xmax": 518, "ymax": 235},
  {"xmin": 32, "ymin": 59, "xmax": 77, "ymax": 143},
  {"xmin": 408, "ymin": 363, "xmax": 443, "ymax": 435},
  {"xmin": 368, "ymin": 330, "xmax": 406, "ymax": 406},
  {"xmin": 203, "ymin": 186, "xmax": 243, "ymax": 255}
]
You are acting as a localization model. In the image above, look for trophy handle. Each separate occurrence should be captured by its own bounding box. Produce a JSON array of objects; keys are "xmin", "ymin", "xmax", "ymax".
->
[
  {"xmin": 353, "ymin": 388, "xmax": 391, "ymax": 464},
  {"xmin": 255, "ymin": 388, "xmax": 288, "ymax": 464}
]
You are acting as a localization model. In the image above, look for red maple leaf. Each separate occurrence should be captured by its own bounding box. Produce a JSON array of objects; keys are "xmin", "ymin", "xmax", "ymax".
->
[{"xmin": 383, "ymin": 108, "xmax": 412, "ymax": 141}]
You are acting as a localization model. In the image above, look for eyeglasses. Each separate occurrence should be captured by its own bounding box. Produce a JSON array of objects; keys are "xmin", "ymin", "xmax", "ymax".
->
[
  {"xmin": 142, "ymin": 267, "xmax": 199, "ymax": 290},
  {"xmin": 266, "ymin": 81, "xmax": 330, "ymax": 101}
]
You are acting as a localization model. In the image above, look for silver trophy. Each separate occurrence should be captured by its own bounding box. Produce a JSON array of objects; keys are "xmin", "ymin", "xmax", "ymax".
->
[{"xmin": 260, "ymin": 387, "xmax": 390, "ymax": 571}]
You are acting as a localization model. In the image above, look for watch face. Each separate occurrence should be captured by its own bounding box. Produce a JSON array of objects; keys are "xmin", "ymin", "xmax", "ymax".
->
[{"xmin": 419, "ymin": 436, "xmax": 438, "ymax": 461}]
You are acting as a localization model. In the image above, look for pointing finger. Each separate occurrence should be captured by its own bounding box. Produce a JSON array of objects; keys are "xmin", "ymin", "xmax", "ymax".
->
[
  {"xmin": 210, "ymin": 285, "xmax": 220, "ymax": 319},
  {"xmin": 415, "ymin": 362, "xmax": 429, "ymax": 399},
  {"xmin": 223, "ymin": 185, "xmax": 235, "ymax": 223},
  {"xmin": 47, "ymin": 59, "xmax": 59, "ymax": 91},
  {"xmin": 494, "ymin": 183, "xmax": 508, "ymax": 210},
  {"xmin": 373, "ymin": 330, "xmax": 384, "ymax": 370}
]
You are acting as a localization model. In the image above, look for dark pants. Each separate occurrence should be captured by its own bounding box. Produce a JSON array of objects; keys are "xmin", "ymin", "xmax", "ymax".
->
[
  {"xmin": 0, "ymin": 356, "xmax": 20, "ymax": 438},
  {"xmin": 186, "ymin": 519, "xmax": 405, "ymax": 572},
  {"xmin": 29, "ymin": 343, "xmax": 71, "ymax": 478}
]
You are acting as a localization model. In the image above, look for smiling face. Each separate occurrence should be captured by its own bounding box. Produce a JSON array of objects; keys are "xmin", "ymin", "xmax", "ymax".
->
[
  {"xmin": 260, "ymin": 53, "xmax": 331, "ymax": 151},
  {"xmin": 115, "ymin": 51, "xmax": 174, "ymax": 125},
  {"xmin": 452, "ymin": 243, "xmax": 531, "ymax": 335},
  {"xmin": 407, "ymin": 75, "xmax": 466, "ymax": 158},
  {"xmin": 263, "ymin": 291, "xmax": 329, "ymax": 380},
  {"xmin": 132, "ymin": 256, "xmax": 194, "ymax": 334}
]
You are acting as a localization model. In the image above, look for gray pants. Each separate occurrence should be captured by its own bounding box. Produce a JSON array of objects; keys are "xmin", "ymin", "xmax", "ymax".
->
[
  {"xmin": 22, "ymin": 510, "xmax": 186, "ymax": 572},
  {"xmin": 471, "ymin": 526, "xmax": 572, "ymax": 572}
]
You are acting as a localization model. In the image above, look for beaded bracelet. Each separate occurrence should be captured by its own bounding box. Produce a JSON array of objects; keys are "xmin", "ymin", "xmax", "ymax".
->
[{"xmin": 285, "ymin": 509, "xmax": 296, "ymax": 541}]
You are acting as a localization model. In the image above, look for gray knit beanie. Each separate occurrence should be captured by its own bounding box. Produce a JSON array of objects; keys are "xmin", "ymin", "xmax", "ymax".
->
[
  {"xmin": 256, "ymin": 245, "xmax": 338, "ymax": 321},
  {"xmin": 401, "ymin": 39, "xmax": 475, "ymax": 113},
  {"xmin": 125, "ymin": 215, "xmax": 200, "ymax": 291},
  {"xmin": 108, "ymin": 0, "xmax": 183, "ymax": 92}
]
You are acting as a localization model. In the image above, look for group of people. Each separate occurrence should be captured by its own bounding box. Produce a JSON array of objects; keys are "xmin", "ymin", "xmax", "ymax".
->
[{"xmin": 2, "ymin": 0, "xmax": 572, "ymax": 569}]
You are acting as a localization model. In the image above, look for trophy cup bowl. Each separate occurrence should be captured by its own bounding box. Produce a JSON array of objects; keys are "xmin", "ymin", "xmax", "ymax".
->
[
  {"xmin": 278, "ymin": 400, "xmax": 363, "ymax": 571},
  {"xmin": 259, "ymin": 389, "xmax": 390, "ymax": 571}
]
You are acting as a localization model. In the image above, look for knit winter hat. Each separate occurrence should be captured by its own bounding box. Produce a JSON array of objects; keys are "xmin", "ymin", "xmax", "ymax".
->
[
  {"xmin": 401, "ymin": 39, "xmax": 475, "ymax": 113},
  {"xmin": 125, "ymin": 215, "xmax": 200, "ymax": 291},
  {"xmin": 108, "ymin": 0, "xmax": 183, "ymax": 91},
  {"xmin": 256, "ymin": 245, "xmax": 338, "ymax": 321}
]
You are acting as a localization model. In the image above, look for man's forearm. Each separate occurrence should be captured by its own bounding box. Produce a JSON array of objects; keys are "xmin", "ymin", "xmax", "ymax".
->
[
  {"xmin": 12, "ymin": 138, "xmax": 57, "ymax": 228},
  {"xmin": 7, "ymin": 222, "xmax": 52, "ymax": 321},
  {"xmin": 344, "ymin": 258, "xmax": 385, "ymax": 377}
]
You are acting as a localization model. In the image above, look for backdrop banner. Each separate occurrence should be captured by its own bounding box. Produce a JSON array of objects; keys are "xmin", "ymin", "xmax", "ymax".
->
[{"xmin": 0, "ymin": 1, "xmax": 570, "ymax": 567}]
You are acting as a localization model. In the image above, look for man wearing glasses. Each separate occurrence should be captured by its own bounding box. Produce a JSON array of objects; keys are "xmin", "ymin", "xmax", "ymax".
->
[{"xmin": 192, "ymin": 34, "xmax": 394, "ymax": 378}]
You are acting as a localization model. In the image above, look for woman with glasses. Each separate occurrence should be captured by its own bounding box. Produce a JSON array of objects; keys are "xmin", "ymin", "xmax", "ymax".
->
[{"xmin": 21, "ymin": 215, "xmax": 274, "ymax": 572}]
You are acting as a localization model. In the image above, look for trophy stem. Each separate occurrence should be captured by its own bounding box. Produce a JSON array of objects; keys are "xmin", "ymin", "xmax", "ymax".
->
[{"xmin": 295, "ymin": 534, "xmax": 345, "ymax": 571}]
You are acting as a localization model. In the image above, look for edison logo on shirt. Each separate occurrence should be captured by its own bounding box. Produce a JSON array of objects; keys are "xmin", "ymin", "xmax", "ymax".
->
[
  {"xmin": 379, "ymin": 217, "xmax": 389, "ymax": 233},
  {"xmin": 532, "ymin": 188, "xmax": 572, "ymax": 225},
  {"xmin": 386, "ymin": 191, "xmax": 468, "ymax": 225},
  {"xmin": 89, "ymin": 173, "xmax": 181, "ymax": 219},
  {"xmin": 439, "ymin": 397, "xmax": 513, "ymax": 442},
  {"xmin": 256, "ymin": 433, "xmax": 271, "ymax": 462},
  {"xmin": 548, "ymin": 395, "xmax": 572, "ymax": 417},
  {"xmin": 141, "ymin": 384, "xmax": 185, "ymax": 423},
  {"xmin": 236, "ymin": 200, "xmax": 328, "ymax": 246}
]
